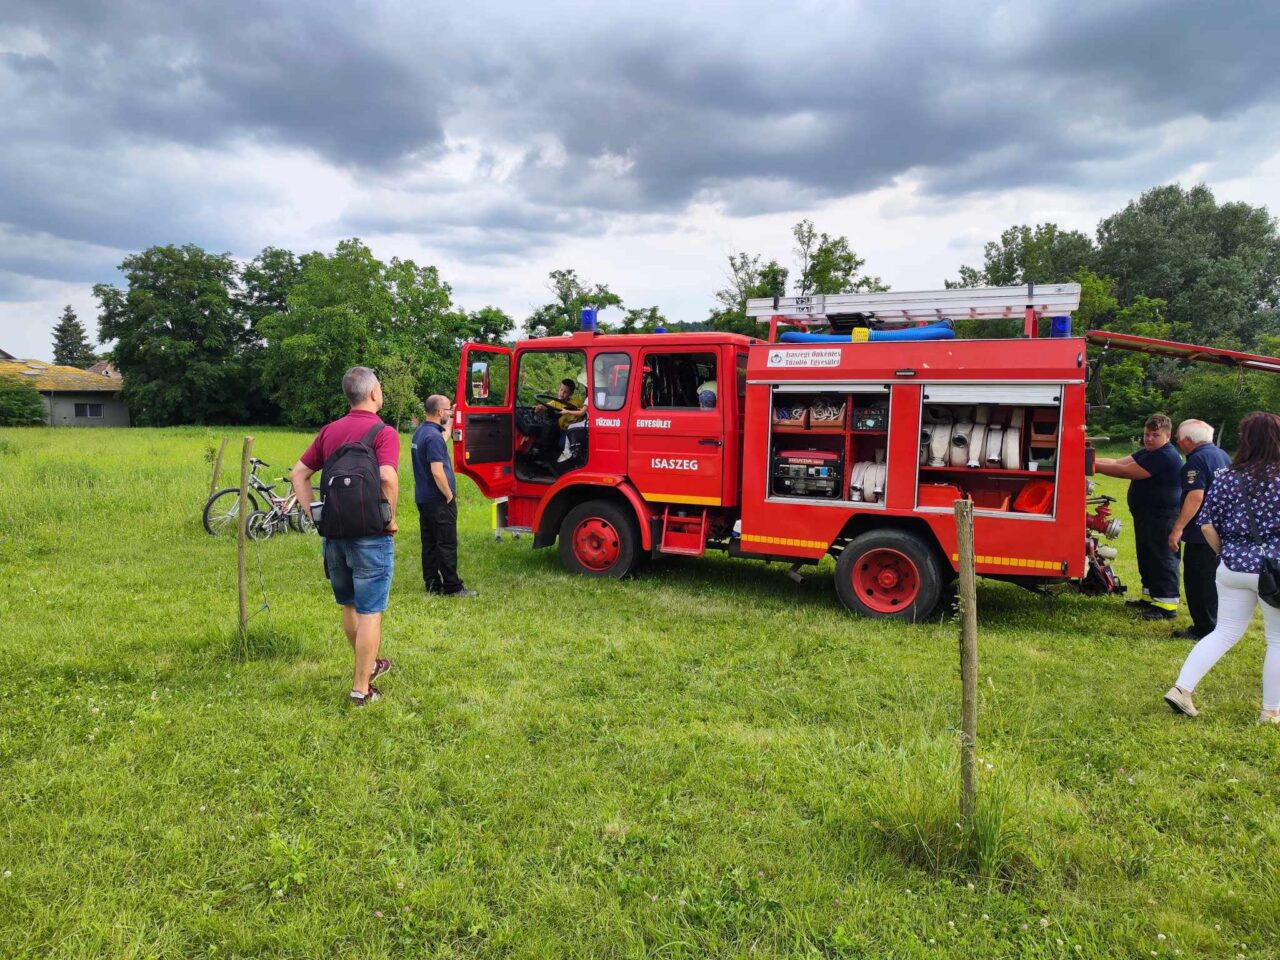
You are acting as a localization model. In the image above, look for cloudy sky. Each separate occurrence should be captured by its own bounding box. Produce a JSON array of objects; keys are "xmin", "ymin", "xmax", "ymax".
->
[{"xmin": 2, "ymin": 0, "xmax": 1279, "ymax": 360}]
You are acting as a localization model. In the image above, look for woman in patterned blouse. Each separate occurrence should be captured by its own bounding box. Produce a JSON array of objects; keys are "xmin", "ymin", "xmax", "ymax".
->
[{"xmin": 1165, "ymin": 412, "xmax": 1280, "ymax": 723}]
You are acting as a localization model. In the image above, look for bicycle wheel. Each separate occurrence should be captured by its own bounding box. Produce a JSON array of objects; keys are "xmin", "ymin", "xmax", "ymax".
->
[
  {"xmin": 203, "ymin": 488, "xmax": 262, "ymax": 537},
  {"xmin": 288, "ymin": 504, "xmax": 316, "ymax": 534},
  {"xmin": 246, "ymin": 511, "xmax": 273, "ymax": 541}
]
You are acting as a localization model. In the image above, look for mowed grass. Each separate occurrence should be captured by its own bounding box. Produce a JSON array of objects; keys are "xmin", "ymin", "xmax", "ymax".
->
[{"xmin": 1, "ymin": 427, "xmax": 1278, "ymax": 960}]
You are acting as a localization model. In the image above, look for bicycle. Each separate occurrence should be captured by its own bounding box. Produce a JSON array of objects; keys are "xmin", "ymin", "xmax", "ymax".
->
[{"xmin": 202, "ymin": 457, "xmax": 315, "ymax": 539}]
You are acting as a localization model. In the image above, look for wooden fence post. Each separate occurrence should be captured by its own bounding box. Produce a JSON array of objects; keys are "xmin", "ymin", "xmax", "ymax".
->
[
  {"xmin": 209, "ymin": 436, "xmax": 229, "ymax": 498},
  {"xmin": 238, "ymin": 436, "xmax": 254, "ymax": 640},
  {"xmin": 955, "ymin": 498, "xmax": 978, "ymax": 819}
]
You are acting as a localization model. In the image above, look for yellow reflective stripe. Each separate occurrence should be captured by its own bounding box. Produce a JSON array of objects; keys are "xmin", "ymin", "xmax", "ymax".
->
[
  {"xmin": 648, "ymin": 492, "xmax": 722, "ymax": 506},
  {"xmin": 950, "ymin": 553, "xmax": 1062, "ymax": 570},
  {"xmin": 742, "ymin": 534, "xmax": 827, "ymax": 550}
]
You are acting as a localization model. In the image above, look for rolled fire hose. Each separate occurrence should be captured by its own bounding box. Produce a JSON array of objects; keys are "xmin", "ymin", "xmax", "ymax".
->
[
  {"xmin": 849, "ymin": 461, "xmax": 870, "ymax": 501},
  {"xmin": 928, "ymin": 416, "xmax": 952, "ymax": 466},
  {"xmin": 850, "ymin": 461, "xmax": 886, "ymax": 503},
  {"xmin": 1001, "ymin": 426, "xmax": 1022, "ymax": 470},
  {"xmin": 967, "ymin": 423, "xmax": 988, "ymax": 468},
  {"xmin": 950, "ymin": 420, "xmax": 974, "ymax": 467},
  {"xmin": 975, "ymin": 404, "xmax": 990, "ymax": 425},
  {"xmin": 984, "ymin": 424, "xmax": 1004, "ymax": 465},
  {"xmin": 870, "ymin": 462, "xmax": 886, "ymax": 500}
]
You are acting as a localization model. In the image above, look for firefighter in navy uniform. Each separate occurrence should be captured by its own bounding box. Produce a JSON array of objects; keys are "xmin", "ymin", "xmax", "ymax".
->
[{"xmin": 1095, "ymin": 414, "xmax": 1184, "ymax": 620}]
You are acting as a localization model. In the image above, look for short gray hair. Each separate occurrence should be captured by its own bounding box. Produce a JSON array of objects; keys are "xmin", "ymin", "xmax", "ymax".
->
[
  {"xmin": 1177, "ymin": 419, "xmax": 1214, "ymax": 444},
  {"xmin": 424, "ymin": 394, "xmax": 451, "ymax": 416},
  {"xmin": 342, "ymin": 366, "xmax": 378, "ymax": 405}
]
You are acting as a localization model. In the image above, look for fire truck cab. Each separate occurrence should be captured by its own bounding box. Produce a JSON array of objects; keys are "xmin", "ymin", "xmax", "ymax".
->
[{"xmin": 454, "ymin": 284, "xmax": 1278, "ymax": 621}]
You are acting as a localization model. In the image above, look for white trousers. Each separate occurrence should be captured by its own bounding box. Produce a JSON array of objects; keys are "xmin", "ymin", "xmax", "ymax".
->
[{"xmin": 1175, "ymin": 564, "xmax": 1280, "ymax": 711}]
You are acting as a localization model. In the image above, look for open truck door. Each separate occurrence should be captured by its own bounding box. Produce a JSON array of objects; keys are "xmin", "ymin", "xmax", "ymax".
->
[{"xmin": 454, "ymin": 343, "xmax": 514, "ymax": 499}]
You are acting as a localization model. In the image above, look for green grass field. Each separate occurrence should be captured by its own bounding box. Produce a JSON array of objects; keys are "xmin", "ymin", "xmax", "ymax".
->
[{"xmin": 1, "ymin": 427, "xmax": 1277, "ymax": 959}]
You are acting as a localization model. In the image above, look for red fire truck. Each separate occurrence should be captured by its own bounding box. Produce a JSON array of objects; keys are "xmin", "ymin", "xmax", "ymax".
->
[{"xmin": 454, "ymin": 284, "xmax": 1280, "ymax": 621}]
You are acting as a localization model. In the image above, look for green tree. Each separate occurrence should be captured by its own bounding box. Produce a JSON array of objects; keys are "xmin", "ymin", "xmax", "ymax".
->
[
  {"xmin": 709, "ymin": 252, "xmax": 788, "ymax": 335},
  {"xmin": 1094, "ymin": 183, "xmax": 1280, "ymax": 346},
  {"xmin": 94, "ymin": 244, "xmax": 245, "ymax": 425},
  {"xmin": 51, "ymin": 305, "xmax": 97, "ymax": 368},
  {"xmin": 375, "ymin": 354, "xmax": 425, "ymax": 430},
  {"xmin": 619, "ymin": 306, "xmax": 668, "ymax": 334},
  {"xmin": 953, "ymin": 223, "xmax": 1096, "ymax": 288},
  {"xmin": 0, "ymin": 374, "xmax": 46, "ymax": 425},
  {"xmin": 260, "ymin": 239, "xmax": 396, "ymax": 426},
  {"xmin": 526, "ymin": 269, "xmax": 623, "ymax": 338},
  {"xmin": 238, "ymin": 246, "xmax": 304, "ymax": 425},
  {"xmin": 793, "ymin": 219, "xmax": 887, "ymax": 295},
  {"xmin": 260, "ymin": 239, "xmax": 487, "ymax": 425},
  {"xmin": 240, "ymin": 247, "xmax": 303, "ymax": 336}
]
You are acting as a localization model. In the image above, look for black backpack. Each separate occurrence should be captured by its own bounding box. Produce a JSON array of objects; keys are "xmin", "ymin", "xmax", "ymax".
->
[{"xmin": 317, "ymin": 423, "xmax": 391, "ymax": 538}]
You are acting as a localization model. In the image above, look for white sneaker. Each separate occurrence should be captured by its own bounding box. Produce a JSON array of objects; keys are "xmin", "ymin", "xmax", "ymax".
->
[
  {"xmin": 1164, "ymin": 686, "xmax": 1197, "ymax": 717},
  {"xmin": 557, "ymin": 448, "xmax": 573, "ymax": 463},
  {"xmin": 1259, "ymin": 710, "xmax": 1280, "ymax": 725}
]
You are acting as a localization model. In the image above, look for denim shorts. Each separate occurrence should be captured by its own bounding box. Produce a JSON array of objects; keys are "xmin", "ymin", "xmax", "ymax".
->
[{"xmin": 323, "ymin": 535, "xmax": 394, "ymax": 614}]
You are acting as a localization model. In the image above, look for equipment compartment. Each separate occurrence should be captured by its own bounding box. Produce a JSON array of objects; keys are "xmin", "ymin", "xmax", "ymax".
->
[
  {"xmin": 768, "ymin": 386, "xmax": 890, "ymax": 504},
  {"xmin": 915, "ymin": 391, "xmax": 1062, "ymax": 515}
]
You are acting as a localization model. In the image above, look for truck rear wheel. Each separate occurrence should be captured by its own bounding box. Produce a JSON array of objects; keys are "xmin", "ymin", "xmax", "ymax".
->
[
  {"xmin": 835, "ymin": 529, "xmax": 943, "ymax": 622},
  {"xmin": 558, "ymin": 500, "xmax": 640, "ymax": 578}
]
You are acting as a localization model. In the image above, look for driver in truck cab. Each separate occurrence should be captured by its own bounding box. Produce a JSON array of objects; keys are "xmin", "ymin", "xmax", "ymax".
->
[{"xmin": 533, "ymin": 378, "xmax": 586, "ymax": 463}]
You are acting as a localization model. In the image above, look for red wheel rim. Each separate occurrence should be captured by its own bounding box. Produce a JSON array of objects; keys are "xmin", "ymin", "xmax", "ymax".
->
[
  {"xmin": 852, "ymin": 548, "xmax": 920, "ymax": 613},
  {"xmin": 572, "ymin": 517, "xmax": 621, "ymax": 572}
]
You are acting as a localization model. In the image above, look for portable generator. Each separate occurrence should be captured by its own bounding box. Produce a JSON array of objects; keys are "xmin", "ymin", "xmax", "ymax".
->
[{"xmin": 771, "ymin": 448, "xmax": 843, "ymax": 499}]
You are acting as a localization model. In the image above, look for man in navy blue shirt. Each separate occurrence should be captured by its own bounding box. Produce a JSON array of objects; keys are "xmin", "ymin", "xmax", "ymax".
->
[
  {"xmin": 412, "ymin": 394, "xmax": 476, "ymax": 597},
  {"xmin": 1168, "ymin": 419, "xmax": 1232, "ymax": 639},
  {"xmin": 1095, "ymin": 414, "xmax": 1183, "ymax": 620}
]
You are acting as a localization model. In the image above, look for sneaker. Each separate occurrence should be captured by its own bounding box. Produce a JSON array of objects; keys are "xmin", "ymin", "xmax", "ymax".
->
[
  {"xmin": 1139, "ymin": 606, "xmax": 1177, "ymax": 621},
  {"xmin": 1164, "ymin": 685, "xmax": 1197, "ymax": 717},
  {"xmin": 370, "ymin": 658, "xmax": 393, "ymax": 683},
  {"xmin": 1260, "ymin": 711, "xmax": 1280, "ymax": 725},
  {"xmin": 1125, "ymin": 597, "xmax": 1153, "ymax": 609},
  {"xmin": 557, "ymin": 448, "xmax": 573, "ymax": 463},
  {"xmin": 349, "ymin": 685, "xmax": 381, "ymax": 707},
  {"xmin": 1171, "ymin": 627, "xmax": 1205, "ymax": 640},
  {"xmin": 445, "ymin": 587, "xmax": 478, "ymax": 598},
  {"xmin": 424, "ymin": 583, "xmax": 443, "ymax": 594}
]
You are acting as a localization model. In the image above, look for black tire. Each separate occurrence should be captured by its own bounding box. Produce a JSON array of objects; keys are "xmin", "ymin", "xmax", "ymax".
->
[
  {"xmin": 289, "ymin": 505, "xmax": 316, "ymax": 534},
  {"xmin": 557, "ymin": 500, "xmax": 641, "ymax": 578},
  {"xmin": 834, "ymin": 528, "xmax": 944, "ymax": 622},
  {"xmin": 246, "ymin": 511, "xmax": 272, "ymax": 541},
  {"xmin": 203, "ymin": 488, "xmax": 261, "ymax": 537}
]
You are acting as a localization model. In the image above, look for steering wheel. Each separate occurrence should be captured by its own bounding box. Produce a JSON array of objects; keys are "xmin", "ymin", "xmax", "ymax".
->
[{"xmin": 533, "ymin": 392, "xmax": 562, "ymax": 405}]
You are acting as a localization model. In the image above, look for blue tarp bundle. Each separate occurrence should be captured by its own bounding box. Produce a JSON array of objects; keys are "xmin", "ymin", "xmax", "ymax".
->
[{"xmin": 779, "ymin": 320, "xmax": 955, "ymax": 343}]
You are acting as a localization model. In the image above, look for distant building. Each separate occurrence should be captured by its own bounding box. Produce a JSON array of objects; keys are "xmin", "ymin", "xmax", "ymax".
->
[
  {"xmin": 0, "ymin": 358, "xmax": 130, "ymax": 426},
  {"xmin": 87, "ymin": 360, "xmax": 122, "ymax": 379},
  {"xmin": 0, "ymin": 347, "xmax": 15, "ymax": 360}
]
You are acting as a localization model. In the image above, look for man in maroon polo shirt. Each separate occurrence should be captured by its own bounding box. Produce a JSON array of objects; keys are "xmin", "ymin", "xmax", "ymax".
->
[{"xmin": 290, "ymin": 367, "xmax": 400, "ymax": 706}]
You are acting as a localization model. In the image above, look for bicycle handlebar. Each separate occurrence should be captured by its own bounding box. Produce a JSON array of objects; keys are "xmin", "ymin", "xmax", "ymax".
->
[{"xmin": 249, "ymin": 457, "xmax": 270, "ymax": 468}]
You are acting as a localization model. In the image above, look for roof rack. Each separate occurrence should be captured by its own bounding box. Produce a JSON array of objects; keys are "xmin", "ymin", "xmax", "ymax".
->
[{"xmin": 746, "ymin": 283, "xmax": 1081, "ymax": 326}]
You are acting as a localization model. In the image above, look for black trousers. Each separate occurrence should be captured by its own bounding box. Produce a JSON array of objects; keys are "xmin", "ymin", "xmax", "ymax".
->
[
  {"xmin": 1183, "ymin": 541, "xmax": 1219, "ymax": 636},
  {"xmin": 417, "ymin": 499, "xmax": 463, "ymax": 594},
  {"xmin": 1133, "ymin": 508, "xmax": 1180, "ymax": 605}
]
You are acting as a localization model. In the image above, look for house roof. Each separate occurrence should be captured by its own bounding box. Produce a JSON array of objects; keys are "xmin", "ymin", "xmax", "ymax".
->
[
  {"xmin": 0, "ymin": 359, "xmax": 124, "ymax": 393},
  {"xmin": 0, "ymin": 347, "xmax": 15, "ymax": 360},
  {"xmin": 87, "ymin": 360, "xmax": 122, "ymax": 379}
]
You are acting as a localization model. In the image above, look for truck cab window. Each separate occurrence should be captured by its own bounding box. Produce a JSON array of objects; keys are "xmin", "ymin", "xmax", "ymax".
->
[
  {"xmin": 592, "ymin": 353, "xmax": 631, "ymax": 411},
  {"xmin": 641, "ymin": 352, "xmax": 717, "ymax": 409},
  {"xmin": 514, "ymin": 349, "xmax": 588, "ymax": 483}
]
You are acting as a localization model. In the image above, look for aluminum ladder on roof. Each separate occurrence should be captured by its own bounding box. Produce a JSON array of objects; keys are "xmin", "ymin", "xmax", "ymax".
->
[{"xmin": 745, "ymin": 283, "xmax": 1082, "ymax": 326}]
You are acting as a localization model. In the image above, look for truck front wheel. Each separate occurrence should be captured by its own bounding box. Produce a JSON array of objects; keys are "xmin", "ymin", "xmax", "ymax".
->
[
  {"xmin": 835, "ymin": 529, "xmax": 944, "ymax": 622},
  {"xmin": 558, "ymin": 500, "xmax": 640, "ymax": 578}
]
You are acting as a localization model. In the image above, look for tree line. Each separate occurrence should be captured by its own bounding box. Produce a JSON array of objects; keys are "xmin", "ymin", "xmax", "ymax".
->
[{"xmin": 13, "ymin": 181, "xmax": 1279, "ymax": 436}]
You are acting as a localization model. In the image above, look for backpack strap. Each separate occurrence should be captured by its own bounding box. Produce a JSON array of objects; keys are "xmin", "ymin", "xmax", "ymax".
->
[{"xmin": 359, "ymin": 423, "xmax": 387, "ymax": 449}]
